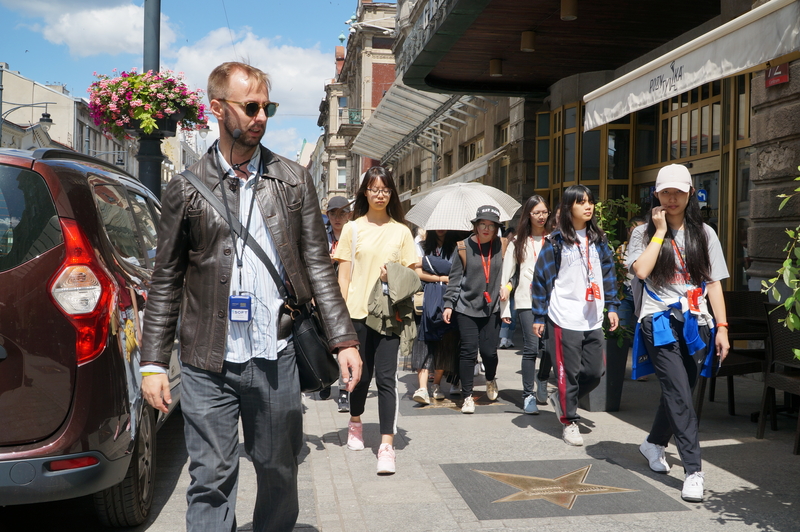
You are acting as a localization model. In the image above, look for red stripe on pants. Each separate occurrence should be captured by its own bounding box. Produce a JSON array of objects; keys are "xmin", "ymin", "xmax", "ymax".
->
[{"xmin": 553, "ymin": 323, "xmax": 568, "ymax": 425}]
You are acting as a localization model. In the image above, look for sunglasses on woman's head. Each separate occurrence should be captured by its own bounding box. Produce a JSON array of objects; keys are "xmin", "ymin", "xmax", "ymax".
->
[{"xmin": 221, "ymin": 99, "xmax": 279, "ymax": 118}]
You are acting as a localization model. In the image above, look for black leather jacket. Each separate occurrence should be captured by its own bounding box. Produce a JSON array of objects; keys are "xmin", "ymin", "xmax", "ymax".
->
[{"xmin": 141, "ymin": 145, "xmax": 358, "ymax": 373}]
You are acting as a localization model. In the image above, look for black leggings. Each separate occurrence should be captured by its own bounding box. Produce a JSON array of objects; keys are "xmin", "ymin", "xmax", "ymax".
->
[
  {"xmin": 348, "ymin": 320, "xmax": 400, "ymax": 436},
  {"xmin": 455, "ymin": 312, "xmax": 500, "ymax": 396}
]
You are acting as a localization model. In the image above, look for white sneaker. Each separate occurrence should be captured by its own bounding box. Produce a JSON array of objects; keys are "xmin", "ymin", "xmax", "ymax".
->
[
  {"xmin": 562, "ymin": 422, "xmax": 584, "ymax": 446},
  {"xmin": 412, "ymin": 387, "xmax": 430, "ymax": 405},
  {"xmin": 474, "ymin": 362, "xmax": 481, "ymax": 376},
  {"xmin": 499, "ymin": 338, "xmax": 509, "ymax": 349},
  {"xmin": 431, "ymin": 383, "xmax": 445, "ymax": 400},
  {"xmin": 639, "ymin": 439, "xmax": 670, "ymax": 473},
  {"xmin": 486, "ymin": 379, "xmax": 499, "ymax": 401},
  {"xmin": 376, "ymin": 444, "xmax": 396, "ymax": 475},
  {"xmin": 681, "ymin": 471, "xmax": 705, "ymax": 502},
  {"xmin": 461, "ymin": 395, "xmax": 475, "ymax": 414},
  {"xmin": 507, "ymin": 339, "xmax": 515, "ymax": 347}
]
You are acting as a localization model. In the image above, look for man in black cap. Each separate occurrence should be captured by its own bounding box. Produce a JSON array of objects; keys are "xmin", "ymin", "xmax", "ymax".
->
[{"xmin": 321, "ymin": 195, "xmax": 353, "ymax": 409}]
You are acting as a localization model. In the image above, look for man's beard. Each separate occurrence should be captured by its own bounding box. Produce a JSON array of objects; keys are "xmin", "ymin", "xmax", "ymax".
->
[{"xmin": 223, "ymin": 113, "xmax": 263, "ymax": 148}]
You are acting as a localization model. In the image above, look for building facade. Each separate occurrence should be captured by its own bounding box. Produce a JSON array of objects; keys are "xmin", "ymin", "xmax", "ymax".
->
[{"xmin": 393, "ymin": 0, "xmax": 800, "ymax": 291}]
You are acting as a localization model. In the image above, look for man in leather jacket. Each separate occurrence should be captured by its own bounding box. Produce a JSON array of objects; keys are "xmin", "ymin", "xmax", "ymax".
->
[{"xmin": 140, "ymin": 62, "xmax": 361, "ymax": 532}]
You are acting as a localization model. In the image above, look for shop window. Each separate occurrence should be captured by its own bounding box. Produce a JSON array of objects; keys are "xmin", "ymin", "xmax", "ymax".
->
[
  {"xmin": 536, "ymin": 165, "xmax": 549, "ymax": 189},
  {"xmin": 564, "ymin": 133, "xmax": 576, "ymax": 182},
  {"xmin": 537, "ymin": 113, "xmax": 550, "ymax": 137},
  {"xmin": 608, "ymin": 130, "xmax": 629, "ymax": 180},
  {"xmin": 711, "ymin": 102, "xmax": 721, "ymax": 152},
  {"xmin": 635, "ymin": 105, "xmax": 658, "ymax": 168},
  {"xmin": 581, "ymin": 130, "xmax": 601, "ymax": 181},
  {"xmin": 565, "ymin": 107, "xmax": 577, "ymax": 129}
]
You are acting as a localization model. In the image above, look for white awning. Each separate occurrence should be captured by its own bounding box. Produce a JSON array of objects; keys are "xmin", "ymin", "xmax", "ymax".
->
[
  {"xmin": 409, "ymin": 145, "xmax": 507, "ymax": 205},
  {"xmin": 584, "ymin": 0, "xmax": 800, "ymax": 131},
  {"xmin": 351, "ymin": 79, "xmax": 493, "ymax": 163}
]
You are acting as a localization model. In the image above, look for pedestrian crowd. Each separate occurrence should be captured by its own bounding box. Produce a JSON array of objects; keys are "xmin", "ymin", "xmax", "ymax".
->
[{"xmin": 139, "ymin": 60, "xmax": 730, "ymax": 531}]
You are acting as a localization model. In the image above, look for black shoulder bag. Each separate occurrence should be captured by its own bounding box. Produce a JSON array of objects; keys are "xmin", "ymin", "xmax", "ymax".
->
[{"xmin": 181, "ymin": 169, "xmax": 339, "ymax": 392}]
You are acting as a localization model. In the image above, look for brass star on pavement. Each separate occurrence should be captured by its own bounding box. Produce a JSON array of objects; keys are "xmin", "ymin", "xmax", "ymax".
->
[{"xmin": 472, "ymin": 465, "xmax": 637, "ymax": 510}]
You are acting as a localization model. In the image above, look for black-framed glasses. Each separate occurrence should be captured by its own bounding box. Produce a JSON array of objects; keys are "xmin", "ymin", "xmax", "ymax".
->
[
  {"xmin": 221, "ymin": 99, "xmax": 279, "ymax": 118},
  {"xmin": 366, "ymin": 188, "xmax": 392, "ymax": 197}
]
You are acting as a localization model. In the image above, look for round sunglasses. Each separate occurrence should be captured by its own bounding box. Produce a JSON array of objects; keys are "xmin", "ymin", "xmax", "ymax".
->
[{"xmin": 221, "ymin": 99, "xmax": 279, "ymax": 118}]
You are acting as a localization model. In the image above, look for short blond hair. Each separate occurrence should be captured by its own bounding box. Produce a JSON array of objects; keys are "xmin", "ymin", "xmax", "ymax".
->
[{"xmin": 207, "ymin": 62, "xmax": 271, "ymax": 101}]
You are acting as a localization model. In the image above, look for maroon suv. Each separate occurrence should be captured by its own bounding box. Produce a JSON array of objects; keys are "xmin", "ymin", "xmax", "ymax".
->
[{"xmin": 0, "ymin": 148, "xmax": 180, "ymax": 526}]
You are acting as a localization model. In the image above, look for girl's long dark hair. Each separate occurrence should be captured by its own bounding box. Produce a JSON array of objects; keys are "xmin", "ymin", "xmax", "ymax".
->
[
  {"xmin": 646, "ymin": 191, "xmax": 711, "ymax": 288},
  {"xmin": 352, "ymin": 166, "xmax": 404, "ymax": 221},
  {"xmin": 513, "ymin": 195, "xmax": 549, "ymax": 265},
  {"xmin": 558, "ymin": 185, "xmax": 605, "ymax": 246},
  {"xmin": 422, "ymin": 230, "xmax": 470, "ymax": 258}
]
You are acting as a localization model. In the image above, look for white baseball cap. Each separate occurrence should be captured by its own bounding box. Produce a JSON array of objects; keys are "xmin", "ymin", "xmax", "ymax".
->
[{"xmin": 655, "ymin": 164, "xmax": 693, "ymax": 193}]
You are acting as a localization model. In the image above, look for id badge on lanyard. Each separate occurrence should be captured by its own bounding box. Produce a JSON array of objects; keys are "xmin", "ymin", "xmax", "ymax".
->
[
  {"xmin": 583, "ymin": 236, "xmax": 601, "ymax": 302},
  {"xmin": 229, "ymin": 294, "xmax": 252, "ymax": 322}
]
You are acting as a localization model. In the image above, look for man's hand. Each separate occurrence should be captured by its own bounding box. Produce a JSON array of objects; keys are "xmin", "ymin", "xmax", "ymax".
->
[
  {"xmin": 337, "ymin": 347, "xmax": 362, "ymax": 392},
  {"xmin": 532, "ymin": 323, "xmax": 545, "ymax": 338},
  {"xmin": 443, "ymin": 308, "xmax": 452, "ymax": 324},
  {"xmin": 142, "ymin": 373, "xmax": 171, "ymax": 414}
]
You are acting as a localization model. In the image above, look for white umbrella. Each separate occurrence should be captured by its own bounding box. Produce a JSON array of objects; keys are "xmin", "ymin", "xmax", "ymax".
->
[{"xmin": 405, "ymin": 182, "xmax": 521, "ymax": 231}]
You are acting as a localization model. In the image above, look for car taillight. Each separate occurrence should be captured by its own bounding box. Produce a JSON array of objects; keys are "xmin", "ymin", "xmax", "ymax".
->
[
  {"xmin": 49, "ymin": 456, "xmax": 99, "ymax": 471},
  {"xmin": 48, "ymin": 218, "xmax": 118, "ymax": 366}
]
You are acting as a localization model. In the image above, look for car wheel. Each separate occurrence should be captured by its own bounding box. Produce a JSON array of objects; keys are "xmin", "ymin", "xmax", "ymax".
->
[{"xmin": 93, "ymin": 405, "xmax": 156, "ymax": 527}]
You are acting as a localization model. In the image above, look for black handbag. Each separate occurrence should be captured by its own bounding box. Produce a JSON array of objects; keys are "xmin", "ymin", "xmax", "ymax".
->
[{"xmin": 181, "ymin": 170, "xmax": 340, "ymax": 392}]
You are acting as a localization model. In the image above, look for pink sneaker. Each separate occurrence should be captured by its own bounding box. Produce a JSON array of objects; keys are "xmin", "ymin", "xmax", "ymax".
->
[
  {"xmin": 377, "ymin": 443, "xmax": 396, "ymax": 475},
  {"xmin": 347, "ymin": 421, "xmax": 364, "ymax": 451}
]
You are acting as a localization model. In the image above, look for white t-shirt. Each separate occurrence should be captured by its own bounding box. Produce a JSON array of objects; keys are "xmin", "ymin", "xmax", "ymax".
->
[
  {"xmin": 626, "ymin": 224, "xmax": 729, "ymax": 325},
  {"xmin": 548, "ymin": 228, "xmax": 605, "ymax": 331}
]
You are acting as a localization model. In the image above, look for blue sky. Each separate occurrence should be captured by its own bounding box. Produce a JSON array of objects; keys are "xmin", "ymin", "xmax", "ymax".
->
[{"xmin": 0, "ymin": 0, "xmax": 375, "ymax": 158}]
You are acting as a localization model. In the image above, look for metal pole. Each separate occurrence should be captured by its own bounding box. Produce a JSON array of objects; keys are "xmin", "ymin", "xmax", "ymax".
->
[{"xmin": 137, "ymin": 0, "xmax": 164, "ymax": 199}]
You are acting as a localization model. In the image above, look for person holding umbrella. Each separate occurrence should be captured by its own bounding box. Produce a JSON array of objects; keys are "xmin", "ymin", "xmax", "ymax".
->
[
  {"xmin": 443, "ymin": 205, "xmax": 506, "ymax": 414},
  {"xmin": 500, "ymin": 195, "xmax": 551, "ymax": 414},
  {"xmin": 531, "ymin": 185, "xmax": 619, "ymax": 446},
  {"xmin": 334, "ymin": 166, "xmax": 418, "ymax": 475}
]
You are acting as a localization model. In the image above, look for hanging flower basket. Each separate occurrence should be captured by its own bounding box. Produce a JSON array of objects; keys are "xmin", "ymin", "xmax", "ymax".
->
[{"xmin": 88, "ymin": 69, "xmax": 207, "ymax": 141}]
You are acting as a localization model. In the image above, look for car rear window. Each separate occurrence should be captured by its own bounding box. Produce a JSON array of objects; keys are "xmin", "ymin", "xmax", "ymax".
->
[{"xmin": 0, "ymin": 164, "xmax": 62, "ymax": 272}]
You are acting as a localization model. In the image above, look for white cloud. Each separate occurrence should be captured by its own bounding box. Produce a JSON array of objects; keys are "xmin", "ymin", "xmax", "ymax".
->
[
  {"xmin": 1, "ymin": 0, "xmax": 177, "ymax": 58},
  {"xmin": 168, "ymin": 28, "xmax": 333, "ymax": 123}
]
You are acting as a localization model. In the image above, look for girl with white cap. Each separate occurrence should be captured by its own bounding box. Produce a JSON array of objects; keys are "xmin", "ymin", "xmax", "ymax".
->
[{"xmin": 626, "ymin": 163, "xmax": 729, "ymax": 503}]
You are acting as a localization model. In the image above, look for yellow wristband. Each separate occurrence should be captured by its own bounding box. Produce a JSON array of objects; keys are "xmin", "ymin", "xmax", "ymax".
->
[
  {"xmin": 141, "ymin": 372, "xmax": 162, "ymax": 377},
  {"xmin": 506, "ymin": 283, "xmax": 513, "ymax": 292},
  {"xmin": 651, "ymin": 237, "xmax": 664, "ymax": 245}
]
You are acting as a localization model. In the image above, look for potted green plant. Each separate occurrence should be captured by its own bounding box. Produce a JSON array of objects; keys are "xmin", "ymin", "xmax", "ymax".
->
[
  {"xmin": 579, "ymin": 196, "xmax": 641, "ymax": 411},
  {"xmin": 88, "ymin": 69, "xmax": 207, "ymax": 140}
]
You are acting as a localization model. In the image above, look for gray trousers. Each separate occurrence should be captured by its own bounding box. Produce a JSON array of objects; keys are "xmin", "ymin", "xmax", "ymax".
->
[
  {"xmin": 180, "ymin": 344, "xmax": 302, "ymax": 532},
  {"xmin": 546, "ymin": 319, "xmax": 605, "ymax": 424}
]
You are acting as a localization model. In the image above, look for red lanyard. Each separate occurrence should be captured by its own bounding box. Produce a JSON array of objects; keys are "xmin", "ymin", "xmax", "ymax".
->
[
  {"xmin": 476, "ymin": 238, "xmax": 493, "ymax": 285},
  {"xmin": 671, "ymin": 239, "xmax": 687, "ymax": 273},
  {"xmin": 529, "ymin": 236, "xmax": 541, "ymax": 263},
  {"xmin": 584, "ymin": 235, "xmax": 594, "ymax": 279}
]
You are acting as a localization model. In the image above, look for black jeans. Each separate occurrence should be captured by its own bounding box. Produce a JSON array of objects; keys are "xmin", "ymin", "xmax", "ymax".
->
[
  {"xmin": 349, "ymin": 320, "xmax": 400, "ymax": 435},
  {"xmin": 641, "ymin": 315, "xmax": 710, "ymax": 474},
  {"xmin": 455, "ymin": 312, "xmax": 500, "ymax": 396}
]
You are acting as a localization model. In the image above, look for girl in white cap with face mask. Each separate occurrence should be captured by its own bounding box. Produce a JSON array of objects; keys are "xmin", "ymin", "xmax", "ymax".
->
[{"xmin": 626, "ymin": 164, "xmax": 729, "ymax": 503}]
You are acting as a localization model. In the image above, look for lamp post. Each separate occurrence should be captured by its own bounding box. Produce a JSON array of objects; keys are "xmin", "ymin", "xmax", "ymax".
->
[
  {"xmin": 137, "ymin": 0, "xmax": 165, "ymax": 199},
  {"xmin": 0, "ymin": 102, "xmax": 56, "ymax": 147}
]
